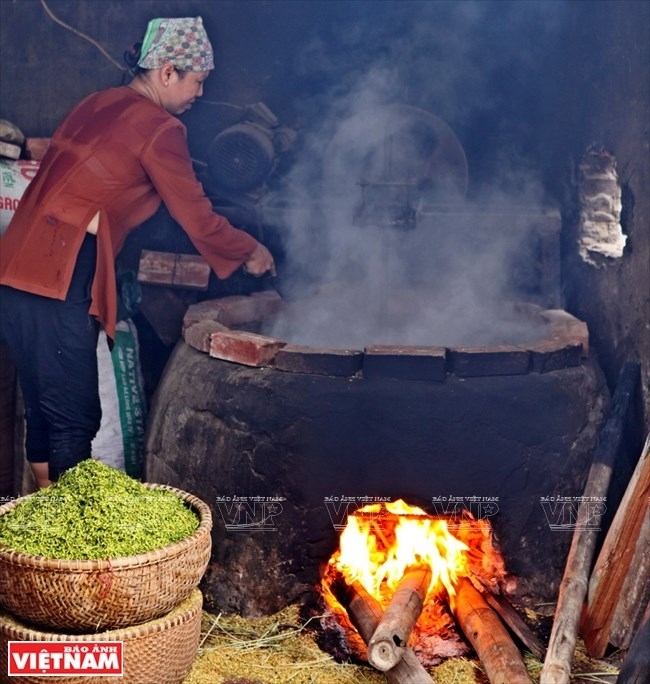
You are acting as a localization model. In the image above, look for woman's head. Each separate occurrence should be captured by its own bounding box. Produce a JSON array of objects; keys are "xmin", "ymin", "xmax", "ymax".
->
[
  {"xmin": 137, "ymin": 16, "xmax": 214, "ymax": 72},
  {"xmin": 126, "ymin": 17, "xmax": 213, "ymax": 115}
]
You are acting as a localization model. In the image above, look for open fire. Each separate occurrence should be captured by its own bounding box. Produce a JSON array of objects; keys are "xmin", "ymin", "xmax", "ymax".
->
[{"xmin": 320, "ymin": 500, "xmax": 535, "ymax": 682}]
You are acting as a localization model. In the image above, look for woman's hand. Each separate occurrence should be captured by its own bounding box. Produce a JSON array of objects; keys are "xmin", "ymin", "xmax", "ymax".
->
[{"xmin": 243, "ymin": 242, "xmax": 275, "ymax": 277}]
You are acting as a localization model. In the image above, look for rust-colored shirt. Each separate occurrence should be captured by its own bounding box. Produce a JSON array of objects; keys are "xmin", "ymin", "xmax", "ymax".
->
[{"xmin": 0, "ymin": 86, "xmax": 258, "ymax": 340}]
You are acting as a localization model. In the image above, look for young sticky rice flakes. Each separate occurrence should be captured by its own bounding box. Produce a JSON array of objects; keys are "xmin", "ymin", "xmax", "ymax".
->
[{"xmin": 0, "ymin": 459, "xmax": 199, "ymax": 560}]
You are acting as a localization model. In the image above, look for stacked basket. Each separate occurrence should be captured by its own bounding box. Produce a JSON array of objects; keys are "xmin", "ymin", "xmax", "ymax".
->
[{"xmin": 0, "ymin": 483, "xmax": 212, "ymax": 684}]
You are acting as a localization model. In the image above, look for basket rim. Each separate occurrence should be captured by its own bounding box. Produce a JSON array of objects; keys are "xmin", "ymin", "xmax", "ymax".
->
[
  {"xmin": 0, "ymin": 589, "xmax": 203, "ymax": 641},
  {"xmin": 0, "ymin": 483, "xmax": 212, "ymax": 570}
]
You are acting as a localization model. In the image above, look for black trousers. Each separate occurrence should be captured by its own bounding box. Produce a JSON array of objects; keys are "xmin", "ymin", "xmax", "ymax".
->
[{"xmin": 0, "ymin": 234, "xmax": 101, "ymax": 481}]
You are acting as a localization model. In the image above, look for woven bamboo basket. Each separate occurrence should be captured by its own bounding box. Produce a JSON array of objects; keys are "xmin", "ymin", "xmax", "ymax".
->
[
  {"xmin": 0, "ymin": 484, "xmax": 212, "ymax": 632},
  {"xmin": 0, "ymin": 588, "xmax": 203, "ymax": 683}
]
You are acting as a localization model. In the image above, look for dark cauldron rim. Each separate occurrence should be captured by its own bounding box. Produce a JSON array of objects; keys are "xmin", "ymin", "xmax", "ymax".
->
[{"xmin": 180, "ymin": 293, "xmax": 588, "ymax": 380}]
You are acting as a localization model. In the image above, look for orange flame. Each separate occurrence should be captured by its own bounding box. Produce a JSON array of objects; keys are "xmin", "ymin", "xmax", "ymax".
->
[{"xmin": 329, "ymin": 499, "xmax": 470, "ymax": 604}]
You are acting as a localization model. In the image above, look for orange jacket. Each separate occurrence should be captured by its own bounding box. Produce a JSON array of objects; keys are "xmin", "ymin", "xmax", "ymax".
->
[{"xmin": 0, "ymin": 86, "xmax": 257, "ymax": 341}]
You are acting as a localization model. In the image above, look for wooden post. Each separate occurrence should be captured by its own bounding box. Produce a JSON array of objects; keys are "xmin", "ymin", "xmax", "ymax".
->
[
  {"xmin": 541, "ymin": 362, "xmax": 640, "ymax": 684},
  {"xmin": 582, "ymin": 432, "xmax": 650, "ymax": 656},
  {"xmin": 330, "ymin": 573, "xmax": 434, "ymax": 684},
  {"xmin": 452, "ymin": 578, "xmax": 532, "ymax": 684},
  {"xmin": 367, "ymin": 565, "xmax": 432, "ymax": 671}
]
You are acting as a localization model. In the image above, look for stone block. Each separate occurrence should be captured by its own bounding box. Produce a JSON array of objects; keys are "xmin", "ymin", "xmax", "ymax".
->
[
  {"xmin": 363, "ymin": 345, "xmax": 446, "ymax": 381},
  {"xmin": 209, "ymin": 330, "xmax": 286, "ymax": 367},
  {"xmin": 184, "ymin": 319, "xmax": 229, "ymax": 354},
  {"xmin": 274, "ymin": 345, "xmax": 363, "ymax": 376},
  {"xmin": 449, "ymin": 345, "xmax": 530, "ymax": 377}
]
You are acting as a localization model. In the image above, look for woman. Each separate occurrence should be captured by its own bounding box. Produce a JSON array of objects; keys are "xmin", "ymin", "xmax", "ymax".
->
[{"xmin": 0, "ymin": 17, "xmax": 275, "ymax": 488}]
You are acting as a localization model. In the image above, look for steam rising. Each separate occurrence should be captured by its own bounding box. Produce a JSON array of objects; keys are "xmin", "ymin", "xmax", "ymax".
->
[{"xmin": 262, "ymin": 2, "xmax": 561, "ymax": 349}]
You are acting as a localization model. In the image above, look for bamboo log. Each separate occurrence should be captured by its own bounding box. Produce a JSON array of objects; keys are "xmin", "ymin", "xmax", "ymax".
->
[
  {"xmin": 367, "ymin": 565, "xmax": 432, "ymax": 672},
  {"xmin": 330, "ymin": 573, "xmax": 434, "ymax": 684},
  {"xmin": 541, "ymin": 362, "xmax": 640, "ymax": 684},
  {"xmin": 582, "ymin": 432, "xmax": 650, "ymax": 656},
  {"xmin": 452, "ymin": 578, "xmax": 532, "ymax": 684}
]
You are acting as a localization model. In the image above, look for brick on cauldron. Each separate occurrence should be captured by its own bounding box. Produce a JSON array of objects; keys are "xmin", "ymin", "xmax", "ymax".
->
[
  {"xmin": 362, "ymin": 345, "xmax": 446, "ymax": 381},
  {"xmin": 209, "ymin": 330, "xmax": 286, "ymax": 367},
  {"xmin": 542, "ymin": 309, "xmax": 589, "ymax": 357},
  {"xmin": 183, "ymin": 319, "xmax": 229, "ymax": 354},
  {"xmin": 274, "ymin": 345, "xmax": 363, "ymax": 377},
  {"xmin": 448, "ymin": 345, "xmax": 530, "ymax": 377},
  {"xmin": 526, "ymin": 339, "xmax": 583, "ymax": 373}
]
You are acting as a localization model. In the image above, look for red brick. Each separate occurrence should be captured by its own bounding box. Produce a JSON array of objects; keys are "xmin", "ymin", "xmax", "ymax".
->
[
  {"xmin": 449, "ymin": 345, "xmax": 530, "ymax": 377},
  {"xmin": 183, "ymin": 299, "xmax": 227, "ymax": 330},
  {"xmin": 542, "ymin": 310, "xmax": 589, "ymax": 357},
  {"xmin": 209, "ymin": 330, "xmax": 286, "ymax": 367},
  {"xmin": 274, "ymin": 344, "xmax": 363, "ymax": 376},
  {"xmin": 525, "ymin": 339, "xmax": 583, "ymax": 373},
  {"xmin": 137, "ymin": 250, "xmax": 210, "ymax": 290},
  {"xmin": 183, "ymin": 319, "xmax": 229, "ymax": 354},
  {"xmin": 363, "ymin": 345, "xmax": 446, "ymax": 381}
]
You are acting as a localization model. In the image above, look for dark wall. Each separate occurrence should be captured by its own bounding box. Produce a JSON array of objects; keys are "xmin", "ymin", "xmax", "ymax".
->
[{"xmin": 1, "ymin": 0, "xmax": 648, "ymax": 432}]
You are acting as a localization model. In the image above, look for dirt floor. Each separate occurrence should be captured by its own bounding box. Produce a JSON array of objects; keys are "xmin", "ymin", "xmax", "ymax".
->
[{"xmin": 182, "ymin": 603, "xmax": 621, "ymax": 684}]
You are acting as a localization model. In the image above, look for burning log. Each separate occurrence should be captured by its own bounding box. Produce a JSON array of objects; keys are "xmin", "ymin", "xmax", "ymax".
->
[
  {"xmin": 367, "ymin": 565, "xmax": 432, "ymax": 672},
  {"xmin": 331, "ymin": 572, "xmax": 434, "ymax": 684},
  {"xmin": 451, "ymin": 578, "xmax": 532, "ymax": 684}
]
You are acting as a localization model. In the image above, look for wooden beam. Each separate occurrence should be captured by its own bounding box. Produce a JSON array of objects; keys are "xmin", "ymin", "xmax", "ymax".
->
[
  {"xmin": 582, "ymin": 432, "xmax": 650, "ymax": 656},
  {"xmin": 452, "ymin": 578, "xmax": 532, "ymax": 684},
  {"xmin": 540, "ymin": 362, "xmax": 640, "ymax": 684}
]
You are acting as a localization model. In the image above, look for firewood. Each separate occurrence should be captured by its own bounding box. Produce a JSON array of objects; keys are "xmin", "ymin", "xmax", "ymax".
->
[
  {"xmin": 367, "ymin": 565, "xmax": 432, "ymax": 671},
  {"xmin": 582, "ymin": 432, "xmax": 650, "ymax": 656},
  {"xmin": 540, "ymin": 362, "xmax": 640, "ymax": 684},
  {"xmin": 452, "ymin": 578, "xmax": 532, "ymax": 684},
  {"xmin": 609, "ymin": 507, "xmax": 650, "ymax": 649},
  {"xmin": 482, "ymin": 591, "xmax": 546, "ymax": 660},
  {"xmin": 330, "ymin": 573, "xmax": 434, "ymax": 684}
]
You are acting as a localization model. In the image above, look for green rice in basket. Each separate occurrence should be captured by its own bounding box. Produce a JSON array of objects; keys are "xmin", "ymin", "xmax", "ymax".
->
[{"xmin": 0, "ymin": 459, "xmax": 199, "ymax": 560}]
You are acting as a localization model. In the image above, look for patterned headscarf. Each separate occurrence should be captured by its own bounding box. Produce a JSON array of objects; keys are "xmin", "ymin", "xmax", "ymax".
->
[{"xmin": 138, "ymin": 17, "xmax": 214, "ymax": 72}]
